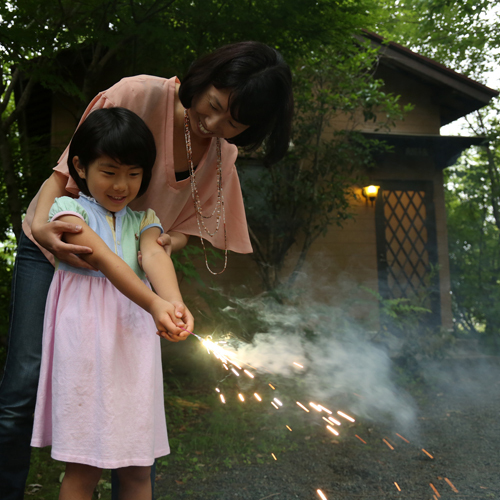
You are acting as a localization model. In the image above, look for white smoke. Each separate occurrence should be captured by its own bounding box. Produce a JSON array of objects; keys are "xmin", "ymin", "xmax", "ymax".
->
[{"xmin": 230, "ymin": 295, "xmax": 417, "ymax": 434}]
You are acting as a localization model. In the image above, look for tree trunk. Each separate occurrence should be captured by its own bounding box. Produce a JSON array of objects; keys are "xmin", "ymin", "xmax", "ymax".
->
[{"xmin": 0, "ymin": 127, "xmax": 22, "ymax": 241}]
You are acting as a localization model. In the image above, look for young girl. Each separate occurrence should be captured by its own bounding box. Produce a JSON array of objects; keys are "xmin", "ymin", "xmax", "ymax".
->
[{"xmin": 30, "ymin": 108, "xmax": 192, "ymax": 500}]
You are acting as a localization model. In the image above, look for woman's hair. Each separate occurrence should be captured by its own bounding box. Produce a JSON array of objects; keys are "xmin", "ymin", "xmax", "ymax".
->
[
  {"xmin": 67, "ymin": 107, "xmax": 156, "ymax": 198},
  {"xmin": 179, "ymin": 41, "xmax": 293, "ymax": 165}
]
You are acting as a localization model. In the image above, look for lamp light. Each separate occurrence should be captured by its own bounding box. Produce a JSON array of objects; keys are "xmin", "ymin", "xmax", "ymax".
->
[{"xmin": 361, "ymin": 185, "xmax": 380, "ymax": 205}]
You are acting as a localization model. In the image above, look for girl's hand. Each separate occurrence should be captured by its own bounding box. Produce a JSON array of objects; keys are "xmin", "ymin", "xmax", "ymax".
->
[
  {"xmin": 171, "ymin": 301, "xmax": 194, "ymax": 338},
  {"xmin": 32, "ymin": 220, "xmax": 96, "ymax": 270},
  {"xmin": 150, "ymin": 298, "xmax": 190, "ymax": 342}
]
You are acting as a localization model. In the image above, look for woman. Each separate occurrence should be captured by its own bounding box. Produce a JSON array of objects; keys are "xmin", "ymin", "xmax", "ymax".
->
[{"xmin": 0, "ymin": 41, "xmax": 293, "ymax": 499}]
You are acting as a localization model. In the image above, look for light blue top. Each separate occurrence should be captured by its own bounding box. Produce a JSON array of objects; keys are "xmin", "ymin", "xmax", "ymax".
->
[{"xmin": 50, "ymin": 194, "xmax": 163, "ymax": 279}]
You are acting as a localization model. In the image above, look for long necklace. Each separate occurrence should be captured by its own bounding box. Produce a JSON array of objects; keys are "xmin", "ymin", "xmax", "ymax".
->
[{"xmin": 184, "ymin": 110, "xmax": 227, "ymax": 274}]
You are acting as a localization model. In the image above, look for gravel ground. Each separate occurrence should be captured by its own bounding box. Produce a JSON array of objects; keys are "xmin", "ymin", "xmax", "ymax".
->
[{"xmin": 155, "ymin": 356, "xmax": 500, "ymax": 500}]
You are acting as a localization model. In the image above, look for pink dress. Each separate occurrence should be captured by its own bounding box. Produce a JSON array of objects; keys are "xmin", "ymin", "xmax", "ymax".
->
[{"xmin": 31, "ymin": 195, "xmax": 169, "ymax": 468}]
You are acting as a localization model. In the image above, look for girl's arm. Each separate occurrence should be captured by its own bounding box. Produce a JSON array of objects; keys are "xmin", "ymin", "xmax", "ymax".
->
[
  {"xmin": 59, "ymin": 214, "xmax": 184, "ymax": 338},
  {"xmin": 31, "ymin": 172, "xmax": 95, "ymax": 269},
  {"xmin": 140, "ymin": 227, "xmax": 194, "ymax": 340}
]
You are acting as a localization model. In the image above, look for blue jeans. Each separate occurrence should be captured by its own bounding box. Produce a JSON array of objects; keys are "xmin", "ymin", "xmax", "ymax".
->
[{"xmin": 0, "ymin": 231, "xmax": 156, "ymax": 499}]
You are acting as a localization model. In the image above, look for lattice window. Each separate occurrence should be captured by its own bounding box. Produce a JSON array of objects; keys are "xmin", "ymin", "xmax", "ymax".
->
[{"xmin": 382, "ymin": 189, "xmax": 430, "ymax": 299}]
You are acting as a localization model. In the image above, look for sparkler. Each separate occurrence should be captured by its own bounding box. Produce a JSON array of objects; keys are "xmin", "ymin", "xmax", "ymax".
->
[{"xmin": 181, "ymin": 326, "xmax": 455, "ymax": 500}]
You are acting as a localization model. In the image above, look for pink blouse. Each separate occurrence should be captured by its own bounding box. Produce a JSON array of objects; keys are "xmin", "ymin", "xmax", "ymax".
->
[{"xmin": 22, "ymin": 75, "xmax": 253, "ymax": 264}]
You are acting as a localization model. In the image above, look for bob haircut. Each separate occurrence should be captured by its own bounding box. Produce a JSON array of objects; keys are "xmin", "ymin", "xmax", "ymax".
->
[
  {"xmin": 179, "ymin": 41, "xmax": 293, "ymax": 165},
  {"xmin": 67, "ymin": 107, "xmax": 156, "ymax": 198}
]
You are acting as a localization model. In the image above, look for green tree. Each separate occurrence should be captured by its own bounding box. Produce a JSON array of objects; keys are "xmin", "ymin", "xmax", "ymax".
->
[
  {"xmin": 1, "ymin": 0, "xmax": 387, "ymax": 243},
  {"xmin": 445, "ymin": 104, "xmax": 500, "ymax": 345},
  {"xmin": 375, "ymin": 0, "xmax": 499, "ymax": 81}
]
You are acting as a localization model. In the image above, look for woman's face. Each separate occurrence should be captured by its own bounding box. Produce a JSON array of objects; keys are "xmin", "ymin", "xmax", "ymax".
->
[{"xmin": 188, "ymin": 86, "xmax": 250, "ymax": 140}]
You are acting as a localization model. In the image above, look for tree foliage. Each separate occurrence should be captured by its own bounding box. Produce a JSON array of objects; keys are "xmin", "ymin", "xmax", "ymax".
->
[
  {"xmin": 375, "ymin": 0, "xmax": 500, "ymax": 81},
  {"xmin": 445, "ymin": 104, "xmax": 500, "ymax": 345}
]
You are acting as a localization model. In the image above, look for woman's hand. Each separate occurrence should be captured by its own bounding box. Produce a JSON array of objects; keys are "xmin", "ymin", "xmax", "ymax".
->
[{"xmin": 32, "ymin": 220, "xmax": 95, "ymax": 270}]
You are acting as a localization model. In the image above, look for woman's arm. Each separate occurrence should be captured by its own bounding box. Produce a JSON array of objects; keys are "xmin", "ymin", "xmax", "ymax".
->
[
  {"xmin": 141, "ymin": 227, "xmax": 193, "ymax": 340},
  {"xmin": 59, "ymin": 214, "xmax": 184, "ymax": 338},
  {"xmin": 32, "ymin": 172, "xmax": 94, "ymax": 269},
  {"xmin": 154, "ymin": 231, "xmax": 189, "ymax": 256}
]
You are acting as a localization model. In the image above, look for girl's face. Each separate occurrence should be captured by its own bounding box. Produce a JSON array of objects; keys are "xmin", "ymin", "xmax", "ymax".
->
[
  {"xmin": 188, "ymin": 86, "xmax": 250, "ymax": 140},
  {"xmin": 73, "ymin": 155, "xmax": 143, "ymax": 213}
]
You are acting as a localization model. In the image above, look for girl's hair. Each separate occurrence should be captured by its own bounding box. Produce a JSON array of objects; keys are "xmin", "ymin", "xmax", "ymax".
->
[
  {"xmin": 179, "ymin": 41, "xmax": 293, "ymax": 165},
  {"xmin": 68, "ymin": 107, "xmax": 156, "ymax": 198}
]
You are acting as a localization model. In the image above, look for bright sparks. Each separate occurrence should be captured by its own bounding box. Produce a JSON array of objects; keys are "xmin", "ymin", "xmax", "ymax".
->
[
  {"xmin": 429, "ymin": 483, "xmax": 440, "ymax": 497},
  {"xmin": 254, "ymin": 393, "xmax": 262, "ymax": 402},
  {"xmin": 328, "ymin": 417, "xmax": 341, "ymax": 426},
  {"xmin": 269, "ymin": 383, "xmax": 276, "ymax": 390},
  {"xmin": 309, "ymin": 402, "xmax": 322, "ymax": 412},
  {"xmin": 316, "ymin": 489, "xmax": 328, "ymax": 500},
  {"xmin": 293, "ymin": 362, "xmax": 304, "ymax": 368},
  {"xmin": 422, "ymin": 449, "xmax": 434, "ymax": 459},
  {"xmin": 396, "ymin": 433, "xmax": 410, "ymax": 443},
  {"xmin": 231, "ymin": 368, "xmax": 240, "ymax": 377},
  {"xmin": 286, "ymin": 425, "xmax": 292, "ymax": 432},
  {"xmin": 271, "ymin": 401, "xmax": 279, "ymax": 409},
  {"xmin": 296, "ymin": 401, "xmax": 310, "ymax": 412},
  {"xmin": 215, "ymin": 388, "xmax": 220, "ymax": 393},
  {"xmin": 355, "ymin": 435, "xmax": 367, "ymax": 444},
  {"xmin": 220, "ymin": 394, "xmax": 226, "ymax": 404},
  {"xmin": 394, "ymin": 482, "xmax": 401, "ymax": 492},
  {"xmin": 271, "ymin": 453, "xmax": 277, "ymax": 460},
  {"xmin": 238, "ymin": 393, "xmax": 245, "ymax": 402},
  {"xmin": 273, "ymin": 398, "xmax": 283, "ymax": 406},
  {"xmin": 326, "ymin": 425, "xmax": 339, "ymax": 436},
  {"xmin": 243, "ymin": 369, "xmax": 254, "ymax": 378},
  {"xmin": 337, "ymin": 411, "xmax": 355, "ymax": 422},
  {"xmin": 318, "ymin": 405, "xmax": 332, "ymax": 414},
  {"xmin": 383, "ymin": 438, "xmax": 394, "ymax": 450},
  {"xmin": 444, "ymin": 478, "xmax": 458, "ymax": 493}
]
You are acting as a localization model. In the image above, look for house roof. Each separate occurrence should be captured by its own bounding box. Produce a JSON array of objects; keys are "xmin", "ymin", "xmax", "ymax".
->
[
  {"xmin": 362, "ymin": 132, "xmax": 487, "ymax": 170},
  {"xmin": 362, "ymin": 31, "xmax": 499, "ymax": 126}
]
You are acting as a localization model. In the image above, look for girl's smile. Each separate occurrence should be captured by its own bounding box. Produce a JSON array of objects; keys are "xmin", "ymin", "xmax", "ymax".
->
[{"xmin": 73, "ymin": 155, "xmax": 143, "ymax": 213}]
